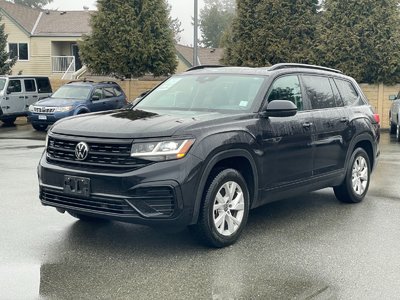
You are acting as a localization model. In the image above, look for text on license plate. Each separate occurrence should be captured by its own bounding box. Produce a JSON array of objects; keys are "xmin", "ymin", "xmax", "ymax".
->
[{"xmin": 38, "ymin": 115, "xmax": 47, "ymax": 120}]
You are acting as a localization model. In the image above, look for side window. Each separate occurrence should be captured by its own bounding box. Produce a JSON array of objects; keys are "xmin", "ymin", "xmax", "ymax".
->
[
  {"xmin": 36, "ymin": 78, "xmax": 52, "ymax": 93},
  {"xmin": 92, "ymin": 88, "xmax": 103, "ymax": 100},
  {"xmin": 103, "ymin": 87, "xmax": 116, "ymax": 98},
  {"xmin": 7, "ymin": 80, "xmax": 22, "ymax": 93},
  {"xmin": 334, "ymin": 79, "xmax": 363, "ymax": 106},
  {"xmin": 113, "ymin": 86, "xmax": 123, "ymax": 97},
  {"xmin": 267, "ymin": 75, "xmax": 303, "ymax": 111},
  {"xmin": 302, "ymin": 75, "xmax": 336, "ymax": 109},
  {"xmin": 24, "ymin": 79, "xmax": 37, "ymax": 92}
]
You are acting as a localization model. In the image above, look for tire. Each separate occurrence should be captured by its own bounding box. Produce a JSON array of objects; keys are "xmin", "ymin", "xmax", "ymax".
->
[
  {"xmin": 192, "ymin": 168, "xmax": 250, "ymax": 248},
  {"xmin": 390, "ymin": 122, "xmax": 396, "ymax": 134},
  {"xmin": 1, "ymin": 116, "xmax": 17, "ymax": 125},
  {"xmin": 396, "ymin": 123, "xmax": 400, "ymax": 142},
  {"xmin": 68, "ymin": 211, "xmax": 109, "ymax": 222},
  {"xmin": 32, "ymin": 123, "xmax": 47, "ymax": 131},
  {"xmin": 334, "ymin": 148, "xmax": 371, "ymax": 203}
]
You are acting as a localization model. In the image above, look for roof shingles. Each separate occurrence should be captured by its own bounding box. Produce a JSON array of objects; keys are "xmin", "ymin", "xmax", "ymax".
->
[{"xmin": 0, "ymin": 0, "xmax": 91, "ymax": 36}]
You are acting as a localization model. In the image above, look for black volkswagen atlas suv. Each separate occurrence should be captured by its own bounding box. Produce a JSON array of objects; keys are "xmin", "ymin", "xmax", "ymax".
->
[{"xmin": 38, "ymin": 64, "xmax": 380, "ymax": 247}]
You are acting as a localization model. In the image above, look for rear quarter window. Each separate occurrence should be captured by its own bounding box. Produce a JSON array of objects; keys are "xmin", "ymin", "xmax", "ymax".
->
[{"xmin": 334, "ymin": 79, "xmax": 364, "ymax": 106}]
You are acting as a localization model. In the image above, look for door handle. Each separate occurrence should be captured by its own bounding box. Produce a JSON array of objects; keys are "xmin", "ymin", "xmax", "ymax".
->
[
  {"xmin": 340, "ymin": 117, "xmax": 349, "ymax": 123},
  {"xmin": 32, "ymin": 95, "xmax": 38, "ymax": 98},
  {"xmin": 302, "ymin": 122, "xmax": 313, "ymax": 128},
  {"xmin": 19, "ymin": 96, "xmax": 24, "ymax": 99}
]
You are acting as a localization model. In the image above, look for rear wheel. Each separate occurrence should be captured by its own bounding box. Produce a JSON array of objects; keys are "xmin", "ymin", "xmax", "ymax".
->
[
  {"xmin": 32, "ymin": 123, "xmax": 47, "ymax": 131},
  {"xmin": 192, "ymin": 168, "xmax": 250, "ymax": 248},
  {"xmin": 396, "ymin": 123, "xmax": 400, "ymax": 141},
  {"xmin": 334, "ymin": 148, "xmax": 370, "ymax": 203},
  {"xmin": 68, "ymin": 211, "xmax": 109, "ymax": 222}
]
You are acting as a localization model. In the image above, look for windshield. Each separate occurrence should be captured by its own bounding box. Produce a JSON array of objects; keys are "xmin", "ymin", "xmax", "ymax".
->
[
  {"xmin": 0, "ymin": 79, "xmax": 6, "ymax": 91},
  {"xmin": 136, "ymin": 74, "xmax": 266, "ymax": 113},
  {"xmin": 51, "ymin": 85, "xmax": 91, "ymax": 100}
]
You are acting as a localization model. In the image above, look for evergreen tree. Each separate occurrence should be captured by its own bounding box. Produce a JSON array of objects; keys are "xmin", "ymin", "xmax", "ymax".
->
[
  {"xmin": 79, "ymin": 0, "xmax": 177, "ymax": 78},
  {"xmin": 318, "ymin": 0, "xmax": 400, "ymax": 84},
  {"xmin": 223, "ymin": 0, "xmax": 319, "ymax": 67},
  {"xmin": 199, "ymin": 0, "xmax": 235, "ymax": 48},
  {"xmin": 11, "ymin": 0, "xmax": 53, "ymax": 9},
  {"xmin": 0, "ymin": 16, "xmax": 16, "ymax": 74}
]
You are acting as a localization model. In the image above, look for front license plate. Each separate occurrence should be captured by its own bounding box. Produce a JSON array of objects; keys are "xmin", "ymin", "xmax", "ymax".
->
[
  {"xmin": 38, "ymin": 115, "xmax": 47, "ymax": 120},
  {"xmin": 63, "ymin": 176, "xmax": 90, "ymax": 197}
]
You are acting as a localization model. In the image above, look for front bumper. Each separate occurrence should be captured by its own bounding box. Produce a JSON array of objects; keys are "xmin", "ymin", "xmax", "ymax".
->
[
  {"xmin": 38, "ymin": 152, "xmax": 203, "ymax": 227},
  {"xmin": 28, "ymin": 111, "xmax": 73, "ymax": 125}
]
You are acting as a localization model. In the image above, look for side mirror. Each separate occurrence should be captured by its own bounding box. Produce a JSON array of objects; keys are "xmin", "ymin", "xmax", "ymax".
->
[
  {"xmin": 389, "ymin": 95, "xmax": 397, "ymax": 101},
  {"xmin": 6, "ymin": 87, "xmax": 14, "ymax": 94},
  {"xmin": 264, "ymin": 100, "xmax": 297, "ymax": 118},
  {"xmin": 92, "ymin": 95, "xmax": 100, "ymax": 101}
]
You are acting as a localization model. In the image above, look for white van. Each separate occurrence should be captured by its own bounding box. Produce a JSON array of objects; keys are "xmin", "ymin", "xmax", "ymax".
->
[{"xmin": 0, "ymin": 76, "xmax": 52, "ymax": 125}]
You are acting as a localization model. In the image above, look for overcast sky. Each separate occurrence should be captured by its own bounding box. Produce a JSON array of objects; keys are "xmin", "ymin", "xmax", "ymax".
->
[{"xmin": 44, "ymin": 0, "xmax": 205, "ymax": 45}]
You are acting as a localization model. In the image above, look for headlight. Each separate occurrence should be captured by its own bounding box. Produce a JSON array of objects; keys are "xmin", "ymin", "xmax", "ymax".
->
[
  {"xmin": 54, "ymin": 106, "xmax": 73, "ymax": 112},
  {"xmin": 28, "ymin": 105, "xmax": 34, "ymax": 112},
  {"xmin": 131, "ymin": 139, "xmax": 195, "ymax": 161}
]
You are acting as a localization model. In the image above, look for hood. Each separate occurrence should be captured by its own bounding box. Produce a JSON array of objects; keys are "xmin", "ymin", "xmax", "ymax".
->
[
  {"xmin": 35, "ymin": 97, "xmax": 85, "ymax": 107},
  {"xmin": 51, "ymin": 109, "xmax": 229, "ymax": 139}
]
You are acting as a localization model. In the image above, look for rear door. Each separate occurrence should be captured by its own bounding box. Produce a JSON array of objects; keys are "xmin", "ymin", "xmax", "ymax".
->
[
  {"xmin": 301, "ymin": 75, "xmax": 350, "ymax": 175},
  {"xmin": 103, "ymin": 86, "xmax": 119, "ymax": 109},
  {"xmin": 260, "ymin": 74, "xmax": 314, "ymax": 189},
  {"xmin": 23, "ymin": 78, "xmax": 38, "ymax": 110}
]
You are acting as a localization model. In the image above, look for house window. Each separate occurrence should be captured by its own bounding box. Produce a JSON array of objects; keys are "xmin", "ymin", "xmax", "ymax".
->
[{"xmin": 9, "ymin": 43, "xmax": 29, "ymax": 61}]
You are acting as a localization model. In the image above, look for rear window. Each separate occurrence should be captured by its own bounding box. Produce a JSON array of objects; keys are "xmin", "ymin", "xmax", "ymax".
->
[
  {"xmin": 302, "ymin": 75, "xmax": 336, "ymax": 109},
  {"xmin": 36, "ymin": 78, "xmax": 52, "ymax": 93},
  {"xmin": 334, "ymin": 79, "xmax": 363, "ymax": 106}
]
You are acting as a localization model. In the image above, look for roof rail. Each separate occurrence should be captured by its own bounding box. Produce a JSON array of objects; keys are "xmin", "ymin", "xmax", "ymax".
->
[
  {"xmin": 67, "ymin": 79, "xmax": 95, "ymax": 84},
  {"xmin": 99, "ymin": 81, "xmax": 118, "ymax": 85},
  {"xmin": 186, "ymin": 65, "xmax": 225, "ymax": 72},
  {"xmin": 268, "ymin": 63, "xmax": 343, "ymax": 74}
]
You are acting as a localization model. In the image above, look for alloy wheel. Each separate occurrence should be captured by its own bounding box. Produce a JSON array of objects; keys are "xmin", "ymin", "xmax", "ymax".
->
[
  {"xmin": 351, "ymin": 156, "xmax": 368, "ymax": 196},
  {"xmin": 212, "ymin": 181, "xmax": 245, "ymax": 236}
]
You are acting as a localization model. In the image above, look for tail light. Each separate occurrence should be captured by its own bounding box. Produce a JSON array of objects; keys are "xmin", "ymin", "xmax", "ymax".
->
[{"xmin": 373, "ymin": 114, "xmax": 380, "ymax": 124}]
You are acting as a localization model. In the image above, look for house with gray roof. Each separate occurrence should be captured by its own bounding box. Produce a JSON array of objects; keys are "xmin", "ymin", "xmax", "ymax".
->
[{"xmin": 0, "ymin": 0, "xmax": 91, "ymax": 78}]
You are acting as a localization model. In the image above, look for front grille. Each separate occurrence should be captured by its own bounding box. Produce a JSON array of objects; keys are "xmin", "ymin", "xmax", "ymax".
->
[
  {"xmin": 34, "ymin": 106, "xmax": 56, "ymax": 113},
  {"xmin": 40, "ymin": 188, "xmax": 138, "ymax": 216},
  {"xmin": 47, "ymin": 135, "xmax": 149, "ymax": 170},
  {"xmin": 130, "ymin": 187, "xmax": 175, "ymax": 216}
]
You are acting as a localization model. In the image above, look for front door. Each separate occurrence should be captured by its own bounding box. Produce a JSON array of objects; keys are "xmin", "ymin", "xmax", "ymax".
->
[
  {"xmin": 260, "ymin": 75, "xmax": 314, "ymax": 189},
  {"xmin": 3, "ymin": 79, "xmax": 24, "ymax": 115}
]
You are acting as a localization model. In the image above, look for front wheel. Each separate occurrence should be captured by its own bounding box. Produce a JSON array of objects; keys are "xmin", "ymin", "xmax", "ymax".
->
[
  {"xmin": 192, "ymin": 168, "xmax": 250, "ymax": 248},
  {"xmin": 32, "ymin": 123, "xmax": 47, "ymax": 131},
  {"xmin": 1, "ymin": 116, "xmax": 17, "ymax": 125},
  {"xmin": 334, "ymin": 148, "xmax": 371, "ymax": 203}
]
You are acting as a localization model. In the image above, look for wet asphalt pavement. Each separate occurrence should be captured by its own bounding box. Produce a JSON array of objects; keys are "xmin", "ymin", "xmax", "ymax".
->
[{"xmin": 0, "ymin": 120, "xmax": 399, "ymax": 299}]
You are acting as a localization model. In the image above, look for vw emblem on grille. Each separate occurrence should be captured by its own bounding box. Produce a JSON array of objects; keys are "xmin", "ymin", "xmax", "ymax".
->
[{"xmin": 75, "ymin": 142, "xmax": 89, "ymax": 161}]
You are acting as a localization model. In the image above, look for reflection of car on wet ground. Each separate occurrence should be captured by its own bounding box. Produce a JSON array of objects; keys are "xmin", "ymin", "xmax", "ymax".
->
[
  {"xmin": 0, "ymin": 76, "xmax": 52, "ymax": 125},
  {"xmin": 38, "ymin": 64, "xmax": 380, "ymax": 248},
  {"xmin": 28, "ymin": 80, "xmax": 127, "ymax": 131},
  {"xmin": 389, "ymin": 91, "xmax": 400, "ymax": 140}
]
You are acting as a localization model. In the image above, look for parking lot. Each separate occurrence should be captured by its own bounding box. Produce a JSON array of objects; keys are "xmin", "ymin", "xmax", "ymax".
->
[{"xmin": 0, "ymin": 119, "xmax": 399, "ymax": 299}]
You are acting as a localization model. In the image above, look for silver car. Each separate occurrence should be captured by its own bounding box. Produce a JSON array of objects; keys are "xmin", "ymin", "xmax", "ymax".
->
[{"xmin": 389, "ymin": 92, "xmax": 400, "ymax": 140}]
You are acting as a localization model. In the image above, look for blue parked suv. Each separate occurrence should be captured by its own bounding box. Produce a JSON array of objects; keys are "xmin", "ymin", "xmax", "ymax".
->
[{"xmin": 28, "ymin": 80, "xmax": 127, "ymax": 131}]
